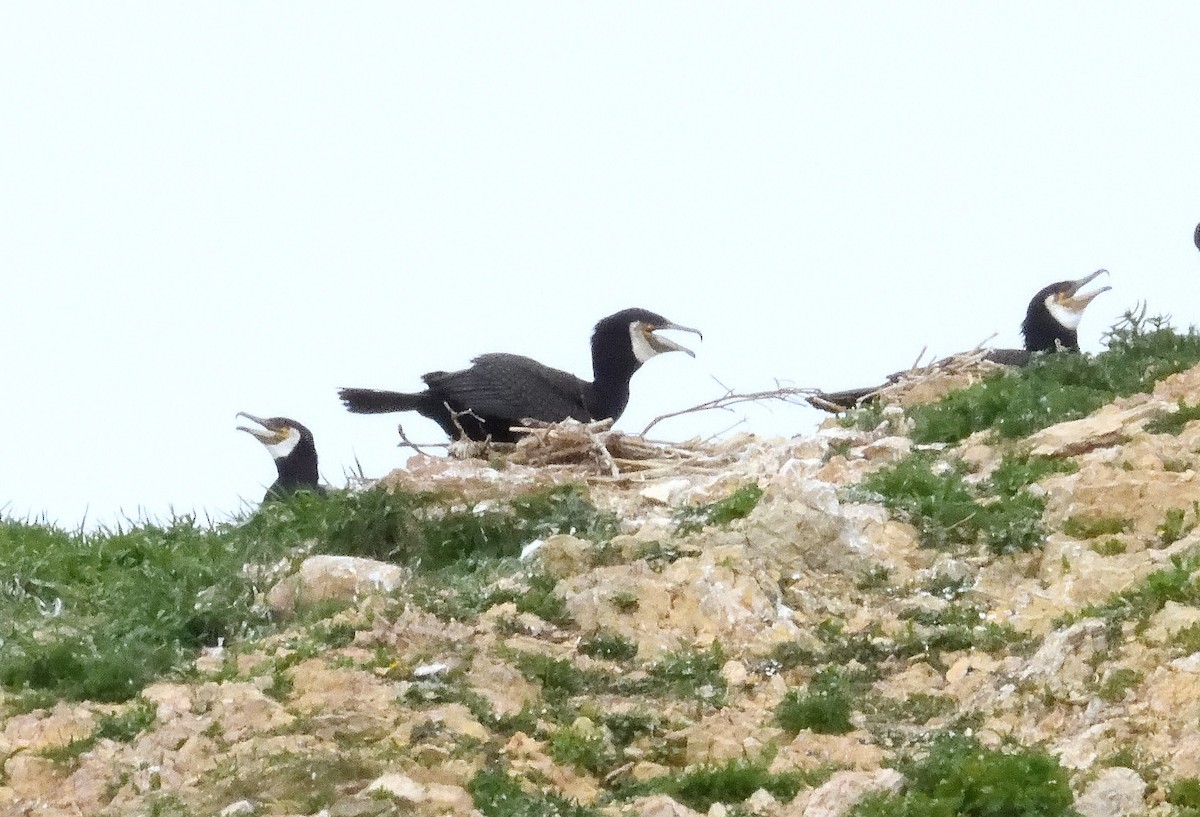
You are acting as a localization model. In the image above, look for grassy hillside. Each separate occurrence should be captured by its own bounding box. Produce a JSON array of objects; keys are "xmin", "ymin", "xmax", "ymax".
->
[{"xmin": 5, "ymin": 312, "xmax": 1200, "ymax": 816}]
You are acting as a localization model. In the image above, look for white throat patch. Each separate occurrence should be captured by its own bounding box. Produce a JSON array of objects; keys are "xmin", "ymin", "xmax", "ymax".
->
[
  {"xmin": 629, "ymin": 322, "xmax": 659, "ymax": 364},
  {"xmin": 1045, "ymin": 297, "xmax": 1084, "ymax": 331},
  {"xmin": 265, "ymin": 427, "xmax": 302, "ymax": 460}
]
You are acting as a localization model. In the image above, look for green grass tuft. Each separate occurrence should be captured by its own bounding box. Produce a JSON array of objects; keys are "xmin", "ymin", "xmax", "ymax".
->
[
  {"xmin": 579, "ymin": 631, "xmax": 639, "ymax": 662},
  {"xmin": 244, "ymin": 483, "xmax": 616, "ymax": 570},
  {"xmin": 469, "ymin": 768, "xmax": 597, "ymax": 817},
  {"xmin": 1069, "ymin": 554, "xmax": 1200, "ymax": 633},
  {"xmin": 854, "ymin": 452, "xmax": 1064, "ymax": 553},
  {"xmin": 1167, "ymin": 777, "xmax": 1200, "ymax": 809},
  {"xmin": 907, "ymin": 310, "xmax": 1200, "ymax": 445},
  {"xmin": 675, "ymin": 484, "xmax": 764, "ymax": 535},
  {"xmin": 1158, "ymin": 505, "xmax": 1199, "ymax": 546},
  {"xmin": 0, "ymin": 483, "xmax": 613, "ymax": 704},
  {"xmin": 0, "ymin": 516, "xmax": 281, "ymax": 703},
  {"xmin": 40, "ymin": 698, "xmax": 158, "ymax": 763},
  {"xmin": 776, "ymin": 669, "xmax": 855, "ymax": 735},
  {"xmin": 548, "ymin": 722, "xmax": 618, "ymax": 776},
  {"xmin": 851, "ymin": 733, "xmax": 1074, "ymax": 817},
  {"xmin": 1146, "ymin": 401, "xmax": 1200, "ymax": 436},
  {"xmin": 619, "ymin": 758, "xmax": 825, "ymax": 812},
  {"xmin": 1095, "ymin": 667, "xmax": 1142, "ymax": 703},
  {"xmin": 1063, "ymin": 515, "xmax": 1132, "ymax": 538}
]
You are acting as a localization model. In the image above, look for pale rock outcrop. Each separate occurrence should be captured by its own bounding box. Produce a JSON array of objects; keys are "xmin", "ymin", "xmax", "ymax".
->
[
  {"xmin": 1074, "ymin": 767, "xmax": 1146, "ymax": 817},
  {"xmin": 266, "ymin": 554, "xmax": 408, "ymax": 616},
  {"xmin": 790, "ymin": 769, "xmax": 904, "ymax": 817}
]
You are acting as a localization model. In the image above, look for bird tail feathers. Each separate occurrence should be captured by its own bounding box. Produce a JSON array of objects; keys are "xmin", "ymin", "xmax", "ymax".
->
[{"xmin": 338, "ymin": 388, "xmax": 425, "ymax": 414}]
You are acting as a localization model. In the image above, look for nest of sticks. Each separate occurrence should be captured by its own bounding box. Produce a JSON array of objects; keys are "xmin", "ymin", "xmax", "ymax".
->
[
  {"xmin": 505, "ymin": 418, "xmax": 732, "ymax": 478},
  {"xmin": 807, "ymin": 342, "xmax": 1011, "ymax": 412}
]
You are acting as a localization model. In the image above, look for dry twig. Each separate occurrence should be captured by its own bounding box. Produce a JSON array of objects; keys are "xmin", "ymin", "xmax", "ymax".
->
[
  {"xmin": 394, "ymin": 423, "xmax": 446, "ymax": 455},
  {"xmin": 640, "ymin": 384, "xmax": 819, "ymax": 435}
]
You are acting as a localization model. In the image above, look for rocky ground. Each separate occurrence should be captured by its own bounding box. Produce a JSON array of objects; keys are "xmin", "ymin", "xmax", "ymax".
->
[{"xmin": 6, "ymin": 364, "xmax": 1200, "ymax": 816}]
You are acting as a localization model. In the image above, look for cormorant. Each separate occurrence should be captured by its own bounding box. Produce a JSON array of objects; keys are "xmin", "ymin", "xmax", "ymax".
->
[
  {"xmin": 237, "ymin": 412, "xmax": 325, "ymax": 501},
  {"xmin": 1001, "ymin": 267, "xmax": 1112, "ymax": 363},
  {"xmin": 811, "ymin": 269, "xmax": 1111, "ymax": 411},
  {"xmin": 1194, "ymin": 222, "xmax": 1199, "ymax": 252},
  {"xmin": 338, "ymin": 307, "xmax": 702, "ymax": 442}
]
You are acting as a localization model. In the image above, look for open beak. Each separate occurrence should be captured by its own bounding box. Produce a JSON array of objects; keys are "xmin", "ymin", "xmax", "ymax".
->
[
  {"xmin": 1062, "ymin": 268, "xmax": 1111, "ymax": 310},
  {"xmin": 647, "ymin": 322, "xmax": 703, "ymax": 358},
  {"xmin": 236, "ymin": 411, "xmax": 288, "ymax": 445}
]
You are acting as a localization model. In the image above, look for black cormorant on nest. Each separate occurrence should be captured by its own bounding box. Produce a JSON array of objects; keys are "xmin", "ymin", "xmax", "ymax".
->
[{"xmin": 339, "ymin": 307, "xmax": 702, "ymax": 443}]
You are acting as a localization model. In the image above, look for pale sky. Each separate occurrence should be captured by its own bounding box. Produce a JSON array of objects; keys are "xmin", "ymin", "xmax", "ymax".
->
[{"xmin": 3, "ymin": 4, "xmax": 1198, "ymax": 528}]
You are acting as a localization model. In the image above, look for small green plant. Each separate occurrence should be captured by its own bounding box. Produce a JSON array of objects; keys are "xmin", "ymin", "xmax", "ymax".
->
[
  {"xmin": 853, "ymin": 452, "xmax": 1059, "ymax": 553},
  {"xmin": 609, "ymin": 591, "xmax": 639, "ymax": 613},
  {"xmin": 850, "ymin": 733, "xmax": 1075, "ymax": 817},
  {"xmin": 1095, "ymin": 668, "xmax": 1142, "ymax": 703},
  {"xmin": 1167, "ymin": 777, "xmax": 1200, "ymax": 809},
  {"xmin": 1072, "ymin": 554, "xmax": 1200, "ymax": 632},
  {"xmin": 1146, "ymin": 401, "xmax": 1200, "ymax": 436},
  {"xmin": 515, "ymin": 652, "xmax": 595, "ymax": 700},
  {"xmin": 839, "ymin": 402, "xmax": 887, "ymax": 432},
  {"xmin": 602, "ymin": 710, "xmax": 661, "ymax": 750},
  {"xmin": 512, "ymin": 573, "xmax": 573, "ymax": 626},
  {"xmin": 1171, "ymin": 622, "xmax": 1200, "ymax": 655},
  {"xmin": 1159, "ymin": 504, "xmax": 1199, "ymax": 545},
  {"xmin": 776, "ymin": 669, "xmax": 855, "ymax": 735},
  {"xmin": 641, "ymin": 643, "xmax": 728, "ymax": 706},
  {"xmin": 1063, "ymin": 515, "xmax": 1133, "ymax": 539},
  {"xmin": 620, "ymin": 758, "xmax": 825, "ymax": 812},
  {"xmin": 988, "ymin": 454, "xmax": 1078, "ymax": 496},
  {"xmin": 579, "ymin": 631, "xmax": 638, "ymax": 662},
  {"xmin": 1091, "ymin": 537, "xmax": 1127, "ymax": 556},
  {"xmin": 856, "ymin": 565, "xmax": 891, "ymax": 590},
  {"xmin": 468, "ymin": 768, "xmax": 597, "ymax": 817},
  {"xmin": 897, "ymin": 604, "xmax": 1028, "ymax": 659},
  {"xmin": 548, "ymin": 722, "xmax": 618, "ymax": 776},
  {"xmin": 633, "ymin": 540, "xmax": 689, "ymax": 568},
  {"xmin": 40, "ymin": 699, "xmax": 158, "ymax": 763},
  {"xmin": 853, "ymin": 454, "xmax": 980, "ymax": 550},
  {"xmin": 675, "ymin": 484, "xmax": 764, "ymax": 535},
  {"xmin": 866, "ymin": 693, "xmax": 958, "ymax": 727},
  {"xmin": 769, "ymin": 640, "xmax": 819, "ymax": 672},
  {"xmin": 211, "ymin": 749, "xmax": 381, "ymax": 814}
]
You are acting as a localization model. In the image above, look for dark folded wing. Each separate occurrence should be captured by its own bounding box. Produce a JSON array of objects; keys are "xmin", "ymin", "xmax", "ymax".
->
[{"xmin": 422, "ymin": 353, "xmax": 592, "ymax": 423}]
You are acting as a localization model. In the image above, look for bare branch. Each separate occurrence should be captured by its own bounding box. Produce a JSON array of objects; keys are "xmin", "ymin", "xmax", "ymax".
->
[
  {"xmin": 394, "ymin": 422, "xmax": 447, "ymax": 455},
  {"xmin": 640, "ymin": 385, "xmax": 819, "ymax": 436}
]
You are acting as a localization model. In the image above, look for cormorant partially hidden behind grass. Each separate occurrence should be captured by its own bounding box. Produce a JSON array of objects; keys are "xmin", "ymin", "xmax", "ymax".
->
[
  {"xmin": 338, "ymin": 307, "xmax": 702, "ymax": 442},
  {"xmin": 237, "ymin": 413, "xmax": 325, "ymax": 501},
  {"xmin": 810, "ymin": 269, "xmax": 1111, "ymax": 411}
]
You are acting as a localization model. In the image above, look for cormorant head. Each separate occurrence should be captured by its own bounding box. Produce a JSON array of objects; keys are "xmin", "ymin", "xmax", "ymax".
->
[
  {"xmin": 236, "ymin": 412, "xmax": 314, "ymax": 462},
  {"xmin": 594, "ymin": 308, "xmax": 703, "ymax": 365},
  {"xmin": 1022, "ymin": 269, "xmax": 1110, "ymax": 352}
]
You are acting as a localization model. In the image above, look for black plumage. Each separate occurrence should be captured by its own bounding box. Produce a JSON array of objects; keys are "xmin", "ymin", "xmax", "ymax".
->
[
  {"xmin": 338, "ymin": 307, "xmax": 701, "ymax": 442},
  {"xmin": 810, "ymin": 270, "xmax": 1111, "ymax": 412},
  {"xmin": 1015, "ymin": 268, "xmax": 1110, "ymax": 358},
  {"xmin": 237, "ymin": 412, "xmax": 325, "ymax": 501},
  {"xmin": 1194, "ymin": 222, "xmax": 1200, "ymax": 253}
]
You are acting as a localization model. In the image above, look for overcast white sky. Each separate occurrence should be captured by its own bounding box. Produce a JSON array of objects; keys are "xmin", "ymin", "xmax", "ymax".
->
[{"xmin": 3, "ymin": 4, "xmax": 1198, "ymax": 528}]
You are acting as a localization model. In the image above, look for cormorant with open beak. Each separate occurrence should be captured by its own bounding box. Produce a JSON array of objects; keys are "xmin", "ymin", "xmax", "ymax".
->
[
  {"xmin": 1011, "ymin": 268, "xmax": 1112, "ymax": 360},
  {"xmin": 338, "ymin": 307, "xmax": 702, "ymax": 442},
  {"xmin": 237, "ymin": 413, "xmax": 325, "ymax": 501}
]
